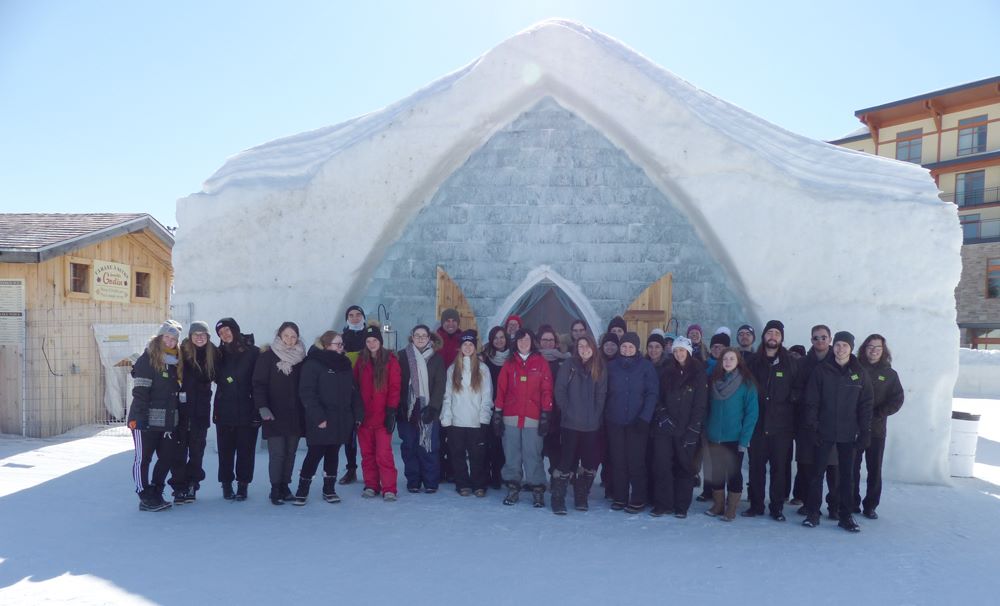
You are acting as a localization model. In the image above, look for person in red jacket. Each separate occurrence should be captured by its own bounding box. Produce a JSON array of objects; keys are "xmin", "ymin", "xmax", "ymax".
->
[
  {"xmin": 492, "ymin": 328, "xmax": 554, "ymax": 508},
  {"xmin": 354, "ymin": 325, "xmax": 402, "ymax": 500}
]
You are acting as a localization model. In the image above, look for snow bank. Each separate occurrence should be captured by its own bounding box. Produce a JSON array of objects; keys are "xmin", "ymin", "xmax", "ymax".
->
[
  {"xmin": 173, "ymin": 19, "xmax": 961, "ymax": 484},
  {"xmin": 955, "ymin": 348, "xmax": 1000, "ymax": 399}
]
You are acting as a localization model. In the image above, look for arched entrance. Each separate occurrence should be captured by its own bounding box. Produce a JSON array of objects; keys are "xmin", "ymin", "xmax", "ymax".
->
[{"xmin": 490, "ymin": 266, "xmax": 602, "ymax": 339}]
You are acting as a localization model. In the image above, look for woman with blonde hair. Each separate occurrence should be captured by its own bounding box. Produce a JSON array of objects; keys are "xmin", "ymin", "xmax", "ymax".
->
[
  {"xmin": 174, "ymin": 321, "xmax": 218, "ymax": 503},
  {"xmin": 442, "ymin": 330, "xmax": 493, "ymax": 497}
]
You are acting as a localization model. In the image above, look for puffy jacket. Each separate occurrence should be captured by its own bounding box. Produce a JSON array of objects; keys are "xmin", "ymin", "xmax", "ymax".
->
[
  {"xmin": 442, "ymin": 357, "xmax": 494, "ymax": 428},
  {"xmin": 299, "ymin": 346, "xmax": 363, "ymax": 446},
  {"xmin": 496, "ymin": 352, "xmax": 554, "ymax": 428},
  {"xmin": 354, "ymin": 353, "xmax": 402, "ymax": 429},
  {"xmin": 804, "ymin": 354, "xmax": 874, "ymax": 444},
  {"xmin": 213, "ymin": 340, "xmax": 260, "ymax": 427},
  {"xmin": 253, "ymin": 348, "xmax": 305, "ymax": 439},
  {"xmin": 654, "ymin": 357, "xmax": 707, "ymax": 437},
  {"xmin": 179, "ymin": 341, "xmax": 213, "ymax": 428},
  {"xmin": 554, "ymin": 358, "xmax": 608, "ymax": 432},
  {"xmin": 127, "ymin": 350, "xmax": 180, "ymax": 432},
  {"xmin": 436, "ymin": 327, "xmax": 462, "ymax": 368},
  {"xmin": 706, "ymin": 375, "xmax": 758, "ymax": 447},
  {"xmin": 605, "ymin": 355, "xmax": 658, "ymax": 426},
  {"xmin": 748, "ymin": 347, "xmax": 800, "ymax": 438},
  {"xmin": 397, "ymin": 345, "xmax": 446, "ymax": 423},
  {"xmin": 860, "ymin": 359, "xmax": 904, "ymax": 437}
]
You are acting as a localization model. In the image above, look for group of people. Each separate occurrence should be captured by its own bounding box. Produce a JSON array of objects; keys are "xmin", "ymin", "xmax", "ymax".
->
[{"xmin": 127, "ymin": 306, "xmax": 903, "ymax": 533}]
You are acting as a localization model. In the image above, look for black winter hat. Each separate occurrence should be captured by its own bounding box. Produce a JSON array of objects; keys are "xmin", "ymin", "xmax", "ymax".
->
[
  {"xmin": 600, "ymin": 332, "xmax": 619, "ymax": 346},
  {"xmin": 363, "ymin": 325, "xmax": 383, "ymax": 346},
  {"xmin": 344, "ymin": 305, "xmax": 365, "ymax": 321},
  {"xmin": 710, "ymin": 333, "xmax": 731, "ymax": 347},
  {"xmin": 647, "ymin": 333, "xmax": 665, "ymax": 347},
  {"xmin": 460, "ymin": 329, "xmax": 478, "ymax": 346},
  {"xmin": 215, "ymin": 317, "xmax": 241, "ymax": 337},
  {"xmin": 737, "ymin": 324, "xmax": 755, "ymax": 338},
  {"xmin": 441, "ymin": 308, "xmax": 460, "ymax": 324},
  {"xmin": 833, "ymin": 331, "xmax": 855, "ymax": 351},
  {"xmin": 607, "ymin": 316, "xmax": 627, "ymax": 333},
  {"xmin": 620, "ymin": 332, "xmax": 641, "ymax": 350},
  {"xmin": 762, "ymin": 320, "xmax": 785, "ymax": 341}
]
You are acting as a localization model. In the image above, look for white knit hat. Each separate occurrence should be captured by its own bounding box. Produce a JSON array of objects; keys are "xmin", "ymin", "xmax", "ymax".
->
[{"xmin": 672, "ymin": 336, "xmax": 694, "ymax": 354}]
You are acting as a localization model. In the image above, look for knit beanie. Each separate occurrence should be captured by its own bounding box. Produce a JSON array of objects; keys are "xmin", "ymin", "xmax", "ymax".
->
[
  {"xmin": 672, "ymin": 336, "xmax": 694, "ymax": 354},
  {"xmin": 600, "ymin": 332, "xmax": 619, "ymax": 347},
  {"xmin": 620, "ymin": 332, "xmax": 641, "ymax": 350},
  {"xmin": 687, "ymin": 324, "xmax": 702, "ymax": 337},
  {"xmin": 344, "ymin": 305, "xmax": 365, "ymax": 321},
  {"xmin": 158, "ymin": 320, "xmax": 181, "ymax": 340},
  {"xmin": 763, "ymin": 320, "xmax": 785, "ymax": 341},
  {"xmin": 710, "ymin": 333, "xmax": 731, "ymax": 347},
  {"xmin": 663, "ymin": 333, "xmax": 677, "ymax": 342},
  {"xmin": 441, "ymin": 308, "xmax": 460, "ymax": 324},
  {"xmin": 647, "ymin": 333, "xmax": 665, "ymax": 347},
  {"xmin": 460, "ymin": 329, "xmax": 478, "ymax": 346},
  {"xmin": 737, "ymin": 324, "xmax": 755, "ymax": 338},
  {"xmin": 215, "ymin": 317, "xmax": 241, "ymax": 338},
  {"xmin": 714, "ymin": 326, "xmax": 731, "ymax": 337},
  {"xmin": 608, "ymin": 316, "xmax": 628, "ymax": 333},
  {"xmin": 363, "ymin": 325, "xmax": 383, "ymax": 345},
  {"xmin": 505, "ymin": 314, "xmax": 522, "ymax": 327},
  {"xmin": 188, "ymin": 321, "xmax": 210, "ymax": 338},
  {"xmin": 833, "ymin": 331, "xmax": 855, "ymax": 351}
]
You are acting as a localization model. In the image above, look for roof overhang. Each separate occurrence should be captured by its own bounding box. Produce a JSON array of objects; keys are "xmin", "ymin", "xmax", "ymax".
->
[{"xmin": 0, "ymin": 215, "xmax": 174, "ymax": 264}]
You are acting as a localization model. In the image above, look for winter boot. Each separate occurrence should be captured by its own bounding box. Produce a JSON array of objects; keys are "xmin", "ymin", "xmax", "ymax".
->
[
  {"xmin": 338, "ymin": 467, "xmax": 357, "ymax": 485},
  {"xmin": 269, "ymin": 484, "xmax": 285, "ymax": 505},
  {"xmin": 550, "ymin": 471, "xmax": 570, "ymax": 515},
  {"xmin": 222, "ymin": 482, "xmax": 234, "ymax": 500},
  {"xmin": 531, "ymin": 485, "xmax": 546, "ymax": 508},
  {"xmin": 322, "ymin": 475, "xmax": 341, "ymax": 503},
  {"xmin": 235, "ymin": 481, "xmax": 248, "ymax": 501},
  {"xmin": 722, "ymin": 491, "xmax": 741, "ymax": 521},
  {"xmin": 503, "ymin": 482, "xmax": 521, "ymax": 506},
  {"xmin": 573, "ymin": 468, "xmax": 596, "ymax": 511},
  {"xmin": 705, "ymin": 490, "xmax": 725, "ymax": 517},
  {"xmin": 172, "ymin": 486, "xmax": 188, "ymax": 506},
  {"xmin": 838, "ymin": 515, "xmax": 861, "ymax": 533},
  {"xmin": 281, "ymin": 483, "xmax": 295, "ymax": 503},
  {"xmin": 185, "ymin": 482, "xmax": 198, "ymax": 503},
  {"xmin": 140, "ymin": 485, "xmax": 172, "ymax": 512},
  {"xmin": 293, "ymin": 477, "xmax": 311, "ymax": 505}
]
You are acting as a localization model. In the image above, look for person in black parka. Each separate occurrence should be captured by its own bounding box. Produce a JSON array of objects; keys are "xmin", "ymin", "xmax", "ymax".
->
[
  {"xmin": 854, "ymin": 334, "xmax": 904, "ymax": 519},
  {"xmin": 253, "ymin": 321, "xmax": 307, "ymax": 505},
  {"xmin": 650, "ymin": 340, "xmax": 707, "ymax": 518},
  {"xmin": 174, "ymin": 320, "xmax": 217, "ymax": 503},
  {"xmin": 213, "ymin": 317, "xmax": 260, "ymax": 501},
  {"xmin": 295, "ymin": 330, "xmax": 363, "ymax": 505},
  {"xmin": 128, "ymin": 321, "xmax": 185, "ymax": 511},
  {"xmin": 480, "ymin": 326, "xmax": 510, "ymax": 489}
]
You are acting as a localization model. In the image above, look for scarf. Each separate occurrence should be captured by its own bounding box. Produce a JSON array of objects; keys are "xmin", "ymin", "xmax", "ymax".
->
[
  {"xmin": 405, "ymin": 344, "xmax": 436, "ymax": 452},
  {"xmin": 711, "ymin": 371, "xmax": 743, "ymax": 401},
  {"xmin": 271, "ymin": 337, "xmax": 306, "ymax": 376},
  {"xmin": 540, "ymin": 348, "xmax": 570, "ymax": 363},
  {"xmin": 488, "ymin": 348, "xmax": 510, "ymax": 368},
  {"xmin": 164, "ymin": 346, "xmax": 182, "ymax": 385}
]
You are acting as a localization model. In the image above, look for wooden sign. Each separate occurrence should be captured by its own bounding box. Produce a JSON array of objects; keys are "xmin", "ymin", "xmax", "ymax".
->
[
  {"xmin": 93, "ymin": 260, "xmax": 131, "ymax": 303},
  {"xmin": 0, "ymin": 279, "xmax": 25, "ymax": 344}
]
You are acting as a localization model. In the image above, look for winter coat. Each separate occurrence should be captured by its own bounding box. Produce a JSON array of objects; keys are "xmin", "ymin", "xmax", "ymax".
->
[
  {"xmin": 748, "ymin": 347, "xmax": 800, "ymax": 438},
  {"xmin": 396, "ymin": 345, "xmax": 446, "ymax": 423},
  {"xmin": 298, "ymin": 346, "xmax": 363, "ymax": 446},
  {"xmin": 180, "ymin": 343, "xmax": 213, "ymax": 429},
  {"xmin": 213, "ymin": 341, "xmax": 260, "ymax": 427},
  {"xmin": 354, "ymin": 353, "xmax": 402, "ymax": 429},
  {"xmin": 495, "ymin": 352, "xmax": 554, "ymax": 428},
  {"xmin": 706, "ymin": 375, "xmax": 758, "ymax": 447},
  {"xmin": 342, "ymin": 326, "xmax": 367, "ymax": 366},
  {"xmin": 794, "ymin": 348, "xmax": 835, "ymax": 464},
  {"xmin": 436, "ymin": 327, "xmax": 462, "ymax": 368},
  {"xmin": 252, "ymin": 348, "xmax": 305, "ymax": 439},
  {"xmin": 653, "ymin": 357, "xmax": 708, "ymax": 437},
  {"xmin": 804, "ymin": 354, "xmax": 874, "ymax": 444},
  {"xmin": 860, "ymin": 359, "xmax": 904, "ymax": 437},
  {"xmin": 127, "ymin": 351, "xmax": 180, "ymax": 432},
  {"xmin": 442, "ymin": 357, "xmax": 494, "ymax": 428},
  {"xmin": 481, "ymin": 353, "xmax": 507, "ymax": 403},
  {"xmin": 554, "ymin": 358, "xmax": 608, "ymax": 432},
  {"xmin": 605, "ymin": 355, "xmax": 659, "ymax": 426}
]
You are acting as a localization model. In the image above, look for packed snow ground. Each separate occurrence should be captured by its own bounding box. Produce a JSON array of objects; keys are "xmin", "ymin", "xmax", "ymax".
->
[{"xmin": 1, "ymin": 401, "xmax": 999, "ymax": 605}]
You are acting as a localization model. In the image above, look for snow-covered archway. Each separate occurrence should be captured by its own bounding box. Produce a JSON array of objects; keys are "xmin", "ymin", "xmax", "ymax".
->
[{"xmin": 490, "ymin": 266, "xmax": 602, "ymax": 335}]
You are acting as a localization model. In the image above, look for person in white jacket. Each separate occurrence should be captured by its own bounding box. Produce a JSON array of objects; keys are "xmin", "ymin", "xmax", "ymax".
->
[{"xmin": 442, "ymin": 330, "xmax": 494, "ymax": 497}]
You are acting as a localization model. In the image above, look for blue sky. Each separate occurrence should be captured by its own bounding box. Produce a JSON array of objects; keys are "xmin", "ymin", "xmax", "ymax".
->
[{"xmin": 1, "ymin": 0, "xmax": 997, "ymax": 226}]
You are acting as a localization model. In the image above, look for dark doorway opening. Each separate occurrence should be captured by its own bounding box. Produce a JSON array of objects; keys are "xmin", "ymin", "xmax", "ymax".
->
[{"xmin": 505, "ymin": 280, "xmax": 586, "ymax": 342}]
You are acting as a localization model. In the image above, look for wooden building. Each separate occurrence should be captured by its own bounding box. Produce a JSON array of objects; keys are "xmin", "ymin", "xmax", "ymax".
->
[{"xmin": 0, "ymin": 213, "xmax": 174, "ymax": 437}]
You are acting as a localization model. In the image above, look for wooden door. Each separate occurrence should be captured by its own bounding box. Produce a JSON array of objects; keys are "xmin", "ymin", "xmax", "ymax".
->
[
  {"xmin": 623, "ymin": 272, "xmax": 672, "ymax": 350},
  {"xmin": 435, "ymin": 267, "xmax": 477, "ymax": 333}
]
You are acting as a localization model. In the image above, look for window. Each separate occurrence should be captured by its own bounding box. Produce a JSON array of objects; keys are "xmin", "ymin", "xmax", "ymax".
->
[
  {"xmin": 961, "ymin": 214, "xmax": 980, "ymax": 241},
  {"xmin": 988, "ymin": 258, "xmax": 1000, "ymax": 298},
  {"xmin": 895, "ymin": 128, "xmax": 922, "ymax": 163},
  {"xmin": 957, "ymin": 115, "xmax": 987, "ymax": 156},
  {"xmin": 134, "ymin": 271, "xmax": 151, "ymax": 299},
  {"xmin": 956, "ymin": 170, "xmax": 986, "ymax": 207},
  {"xmin": 970, "ymin": 328, "xmax": 1000, "ymax": 350},
  {"xmin": 70, "ymin": 261, "xmax": 90, "ymax": 294}
]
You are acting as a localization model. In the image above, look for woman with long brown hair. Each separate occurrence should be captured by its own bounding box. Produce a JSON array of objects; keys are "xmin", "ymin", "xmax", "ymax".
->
[
  {"xmin": 551, "ymin": 334, "xmax": 608, "ymax": 514},
  {"xmin": 442, "ymin": 330, "xmax": 493, "ymax": 497},
  {"xmin": 174, "ymin": 321, "xmax": 218, "ymax": 503},
  {"xmin": 354, "ymin": 325, "xmax": 402, "ymax": 500}
]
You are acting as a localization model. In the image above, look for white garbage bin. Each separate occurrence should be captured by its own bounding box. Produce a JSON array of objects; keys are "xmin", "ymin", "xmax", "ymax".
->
[{"xmin": 950, "ymin": 411, "xmax": 981, "ymax": 478}]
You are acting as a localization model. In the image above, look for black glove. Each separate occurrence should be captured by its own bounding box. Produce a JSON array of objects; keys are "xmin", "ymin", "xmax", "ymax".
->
[
  {"xmin": 856, "ymin": 433, "xmax": 871, "ymax": 450},
  {"xmin": 538, "ymin": 411, "xmax": 550, "ymax": 437},
  {"xmin": 384, "ymin": 407, "xmax": 397, "ymax": 434},
  {"xmin": 682, "ymin": 427, "xmax": 700, "ymax": 448},
  {"xmin": 491, "ymin": 410, "xmax": 504, "ymax": 438},
  {"xmin": 421, "ymin": 405, "xmax": 438, "ymax": 425},
  {"xmin": 654, "ymin": 408, "xmax": 676, "ymax": 430}
]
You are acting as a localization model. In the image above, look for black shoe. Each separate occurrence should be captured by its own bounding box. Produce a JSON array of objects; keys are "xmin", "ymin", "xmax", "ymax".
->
[
  {"xmin": 423, "ymin": 488, "xmax": 438, "ymax": 494},
  {"xmin": 235, "ymin": 482, "xmax": 248, "ymax": 501},
  {"xmin": 838, "ymin": 516, "xmax": 861, "ymax": 533},
  {"xmin": 624, "ymin": 502, "xmax": 645, "ymax": 514},
  {"xmin": 673, "ymin": 511, "xmax": 688, "ymax": 519},
  {"xmin": 610, "ymin": 501, "xmax": 626, "ymax": 511},
  {"xmin": 322, "ymin": 476, "xmax": 340, "ymax": 503},
  {"xmin": 862, "ymin": 509, "xmax": 878, "ymax": 520},
  {"xmin": 802, "ymin": 515, "xmax": 819, "ymax": 528},
  {"xmin": 407, "ymin": 487, "xmax": 421, "ymax": 494},
  {"xmin": 531, "ymin": 487, "xmax": 545, "ymax": 508},
  {"xmin": 172, "ymin": 487, "xmax": 188, "ymax": 506},
  {"xmin": 741, "ymin": 507, "xmax": 763, "ymax": 518},
  {"xmin": 649, "ymin": 507, "xmax": 673, "ymax": 517},
  {"xmin": 294, "ymin": 477, "xmax": 311, "ymax": 506},
  {"xmin": 184, "ymin": 483, "xmax": 197, "ymax": 503},
  {"xmin": 139, "ymin": 487, "xmax": 172, "ymax": 512},
  {"xmin": 222, "ymin": 482, "xmax": 235, "ymax": 500},
  {"xmin": 269, "ymin": 484, "xmax": 285, "ymax": 505},
  {"xmin": 770, "ymin": 511, "xmax": 787, "ymax": 522},
  {"xmin": 503, "ymin": 483, "xmax": 520, "ymax": 506},
  {"xmin": 338, "ymin": 468, "xmax": 357, "ymax": 485},
  {"xmin": 281, "ymin": 484, "xmax": 295, "ymax": 502}
]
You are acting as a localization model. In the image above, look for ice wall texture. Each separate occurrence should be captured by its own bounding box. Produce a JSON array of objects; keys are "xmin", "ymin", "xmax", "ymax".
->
[
  {"xmin": 174, "ymin": 20, "xmax": 962, "ymax": 483},
  {"xmin": 360, "ymin": 97, "xmax": 747, "ymax": 334}
]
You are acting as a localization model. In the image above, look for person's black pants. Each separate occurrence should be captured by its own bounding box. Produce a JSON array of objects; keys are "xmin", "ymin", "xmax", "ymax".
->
[
  {"xmin": 449, "ymin": 426, "xmax": 488, "ymax": 490},
  {"xmin": 216, "ymin": 424, "xmax": 259, "ymax": 484},
  {"xmin": 853, "ymin": 434, "xmax": 886, "ymax": 512},
  {"xmin": 484, "ymin": 423, "xmax": 505, "ymax": 488},
  {"xmin": 748, "ymin": 433, "xmax": 792, "ymax": 514},
  {"xmin": 300, "ymin": 443, "xmax": 341, "ymax": 478},
  {"xmin": 342, "ymin": 425, "xmax": 358, "ymax": 471},
  {"xmin": 184, "ymin": 423, "xmax": 209, "ymax": 488},
  {"xmin": 651, "ymin": 432, "xmax": 696, "ymax": 513},
  {"xmin": 606, "ymin": 422, "xmax": 649, "ymax": 505},
  {"xmin": 557, "ymin": 428, "xmax": 601, "ymax": 473},
  {"xmin": 808, "ymin": 441, "xmax": 855, "ymax": 520},
  {"xmin": 706, "ymin": 441, "xmax": 744, "ymax": 493},
  {"xmin": 132, "ymin": 429, "xmax": 185, "ymax": 493}
]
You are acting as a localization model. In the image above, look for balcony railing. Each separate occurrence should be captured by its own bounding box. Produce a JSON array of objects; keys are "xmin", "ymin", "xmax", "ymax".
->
[
  {"xmin": 942, "ymin": 186, "xmax": 1000, "ymax": 208},
  {"xmin": 963, "ymin": 218, "xmax": 1000, "ymax": 242}
]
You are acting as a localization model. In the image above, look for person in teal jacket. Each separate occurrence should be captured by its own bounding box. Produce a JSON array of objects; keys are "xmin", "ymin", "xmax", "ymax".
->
[{"xmin": 704, "ymin": 348, "xmax": 758, "ymax": 522}]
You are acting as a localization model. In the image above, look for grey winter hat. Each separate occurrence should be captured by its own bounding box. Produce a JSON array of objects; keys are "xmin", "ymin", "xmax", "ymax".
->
[{"xmin": 188, "ymin": 321, "xmax": 210, "ymax": 338}]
